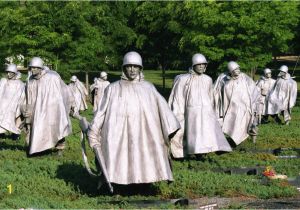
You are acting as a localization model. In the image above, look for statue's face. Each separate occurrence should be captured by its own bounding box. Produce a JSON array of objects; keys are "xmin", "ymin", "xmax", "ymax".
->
[
  {"xmin": 30, "ymin": 67, "xmax": 42, "ymax": 76},
  {"xmin": 124, "ymin": 65, "xmax": 140, "ymax": 80},
  {"xmin": 279, "ymin": 71, "xmax": 286, "ymax": 78},
  {"xmin": 7, "ymin": 72, "xmax": 16, "ymax": 79},
  {"xmin": 102, "ymin": 76, "xmax": 107, "ymax": 81},
  {"xmin": 265, "ymin": 72, "xmax": 272, "ymax": 78},
  {"xmin": 193, "ymin": 63, "xmax": 206, "ymax": 74},
  {"xmin": 231, "ymin": 68, "xmax": 241, "ymax": 79}
]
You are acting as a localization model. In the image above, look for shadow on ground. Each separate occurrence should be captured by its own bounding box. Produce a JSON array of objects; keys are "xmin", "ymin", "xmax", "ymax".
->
[
  {"xmin": 245, "ymin": 199, "xmax": 300, "ymax": 209},
  {"xmin": 56, "ymin": 162, "xmax": 161, "ymax": 197},
  {"xmin": 0, "ymin": 139, "xmax": 26, "ymax": 151}
]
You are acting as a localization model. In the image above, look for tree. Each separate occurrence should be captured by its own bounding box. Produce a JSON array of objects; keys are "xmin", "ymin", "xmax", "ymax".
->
[{"xmin": 172, "ymin": 1, "xmax": 300, "ymax": 76}]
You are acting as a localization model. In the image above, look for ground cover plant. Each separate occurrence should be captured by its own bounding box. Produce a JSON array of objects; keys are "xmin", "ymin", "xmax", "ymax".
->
[{"xmin": 0, "ymin": 70, "xmax": 299, "ymax": 208}]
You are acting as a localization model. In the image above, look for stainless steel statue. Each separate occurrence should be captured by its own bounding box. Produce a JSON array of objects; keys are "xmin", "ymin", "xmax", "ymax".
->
[
  {"xmin": 0, "ymin": 64, "xmax": 25, "ymax": 137},
  {"xmin": 214, "ymin": 61, "xmax": 260, "ymax": 145},
  {"xmin": 69, "ymin": 75, "xmax": 88, "ymax": 112},
  {"xmin": 256, "ymin": 68, "xmax": 276, "ymax": 124},
  {"xmin": 168, "ymin": 54, "xmax": 232, "ymax": 158},
  {"xmin": 23, "ymin": 57, "xmax": 72, "ymax": 155},
  {"xmin": 90, "ymin": 72, "xmax": 110, "ymax": 112},
  {"xmin": 213, "ymin": 71, "xmax": 228, "ymax": 120},
  {"xmin": 90, "ymin": 77, "xmax": 98, "ymax": 107},
  {"xmin": 88, "ymin": 51, "xmax": 180, "ymax": 185},
  {"xmin": 266, "ymin": 65, "xmax": 297, "ymax": 125}
]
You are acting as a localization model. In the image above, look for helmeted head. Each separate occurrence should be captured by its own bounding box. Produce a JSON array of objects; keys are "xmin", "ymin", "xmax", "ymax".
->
[
  {"xmin": 263, "ymin": 68, "xmax": 272, "ymax": 78},
  {"xmin": 6, "ymin": 64, "xmax": 18, "ymax": 73},
  {"xmin": 29, "ymin": 57, "xmax": 44, "ymax": 76},
  {"xmin": 278, "ymin": 65, "xmax": 288, "ymax": 78},
  {"xmin": 227, "ymin": 61, "xmax": 241, "ymax": 79},
  {"xmin": 122, "ymin": 51, "xmax": 143, "ymax": 81},
  {"xmin": 6, "ymin": 64, "xmax": 18, "ymax": 79},
  {"xmin": 100, "ymin": 71, "xmax": 108, "ymax": 80},
  {"xmin": 29, "ymin": 57, "xmax": 43, "ymax": 69},
  {"xmin": 264, "ymin": 68, "xmax": 271, "ymax": 74},
  {"xmin": 192, "ymin": 53, "xmax": 208, "ymax": 74},
  {"xmin": 70, "ymin": 75, "xmax": 77, "ymax": 82},
  {"xmin": 122, "ymin": 51, "xmax": 143, "ymax": 68},
  {"xmin": 279, "ymin": 65, "xmax": 288, "ymax": 73}
]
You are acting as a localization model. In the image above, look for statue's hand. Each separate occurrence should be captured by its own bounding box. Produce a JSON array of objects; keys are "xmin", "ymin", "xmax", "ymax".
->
[
  {"xmin": 79, "ymin": 117, "xmax": 90, "ymax": 133},
  {"xmin": 21, "ymin": 104, "xmax": 33, "ymax": 123}
]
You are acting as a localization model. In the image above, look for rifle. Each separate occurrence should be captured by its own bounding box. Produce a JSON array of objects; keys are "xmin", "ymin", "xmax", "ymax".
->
[{"xmin": 77, "ymin": 115, "xmax": 114, "ymax": 193}]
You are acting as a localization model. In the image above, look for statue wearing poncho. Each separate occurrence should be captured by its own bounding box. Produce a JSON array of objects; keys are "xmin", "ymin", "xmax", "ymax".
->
[
  {"xmin": 266, "ymin": 65, "xmax": 297, "ymax": 125},
  {"xmin": 69, "ymin": 75, "xmax": 88, "ymax": 112},
  {"xmin": 168, "ymin": 54, "xmax": 232, "ymax": 158},
  {"xmin": 25, "ymin": 57, "xmax": 72, "ymax": 155},
  {"xmin": 91, "ymin": 72, "xmax": 110, "ymax": 113},
  {"xmin": 215, "ymin": 61, "xmax": 260, "ymax": 145},
  {"xmin": 0, "ymin": 64, "xmax": 25, "ymax": 135},
  {"xmin": 256, "ymin": 68, "xmax": 276, "ymax": 123},
  {"xmin": 88, "ymin": 52, "xmax": 180, "ymax": 185}
]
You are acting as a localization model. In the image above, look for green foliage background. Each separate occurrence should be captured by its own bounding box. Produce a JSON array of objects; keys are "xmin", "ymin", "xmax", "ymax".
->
[{"xmin": 0, "ymin": 1, "xmax": 299, "ymax": 78}]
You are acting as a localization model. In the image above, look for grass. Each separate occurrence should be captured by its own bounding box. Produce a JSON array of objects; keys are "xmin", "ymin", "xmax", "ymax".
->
[{"xmin": 0, "ymin": 70, "xmax": 299, "ymax": 208}]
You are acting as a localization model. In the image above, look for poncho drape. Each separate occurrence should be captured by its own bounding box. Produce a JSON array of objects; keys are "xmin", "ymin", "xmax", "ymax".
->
[
  {"xmin": 0, "ymin": 77, "xmax": 25, "ymax": 134},
  {"xmin": 266, "ymin": 74, "xmax": 297, "ymax": 118},
  {"xmin": 88, "ymin": 75, "xmax": 180, "ymax": 184},
  {"xmin": 69, "ymin": 80, "xmax": 88, "ymax": 111},
  {"xmin": 215, "ymin": 73, "xmax": 260, "ymax": 145},
  {"xmin": 256, "ymin": 76, "xmax": 276, "ymax": 116},
  {"xmin": 168, "ymin": 72, "xmax": 232, "ymax": 158},
  {"xmin": 27, "ymin": 70, "xmax": 72, "ymax": 154},
  {"xmin": 91, "ymin": 79, "xmax": 110, "ymax": 112}
]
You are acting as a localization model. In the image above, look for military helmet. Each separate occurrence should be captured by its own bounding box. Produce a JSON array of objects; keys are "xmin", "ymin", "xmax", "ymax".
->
[
  {"xmin": 5, "ymin": 64, "xmax": 18, "ymax": 73},
  {"xmin": 279, "ymin": 65, "xmax": 288, "ymax": 73},
  {"xmin": 227, "ymin": 61, "xmax": 240, "ymax": 73},
  {"xmin": 122, "ymin": 51, "xmax": 143, "ymax": 68},
  {"xmin": 263, "ymin": 68, "xmax": 271, "ymax": 74},
  {"xmin": 192, "ymin": 53, "xmax": 208, "ymax": 66},
  {"xmin": 100, "ymin": 71, "xmax": 108, "ymax": 78},
  {"xmin": 29, "ymin": 57, "xmax": 44, "ymax": 69},
  {"xmin": 70, "ymin": 75, "xmax": 77, "ymax": 82}
]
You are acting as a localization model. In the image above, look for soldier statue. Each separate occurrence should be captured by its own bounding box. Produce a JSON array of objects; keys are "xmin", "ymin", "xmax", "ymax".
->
[
  {"xmin": 256, "ymin": 68, "xmax": 276, "ymax": 124},
  {"xmin": 90, "ymin": 77, "xmax": 98, "ymax": 106},
  {"xmin": 266, "ymin": 65, "xmax": 297, "ymax": 125},
  {"xmin": 22, "ymin": 57, "xmax": 73, "ymax": 155},
  {"xmin": 168, "ymin": 53, "xmax": 232, "ymax": 158},
  {"xmin": 214, "ymin": 61, "xmax": 260, "ymax": 145},
  {"xmin": 0, "ymin": 64, "xmax": 25, "ymax": 140},
  {"xmin": 88, "ymin": 51, "xmax": 180, "ymax": 186},
  {"xmin": 69, "ymin": 75, "xmax": 88, "ymax": 112},
  {"xmin": 90, "ymin": 71, "xmax": 110, "ymax": 112}
]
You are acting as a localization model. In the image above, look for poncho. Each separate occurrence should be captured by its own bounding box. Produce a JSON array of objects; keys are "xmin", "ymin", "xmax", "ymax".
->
[
  {"xmin": 88, "ymin": 74, "xmax": 180, "ymax": 184},
  {"xmin": 0, "ymin": 77, "xmax": 25, "ymax": 134},
  {"xmin": 215, "ymin": 73, "xmax": 260, "ymax": 145},
  {"xmin": 169, "ymin": 71, "xmax": 232, "ymax": 158},
  {"xmin": 26, "ymin": 70, "xmax": 72, "ymax": 154},
  {"xmin": 69, "ymin": 80, "xmax": 88, "ymax": 111}
]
